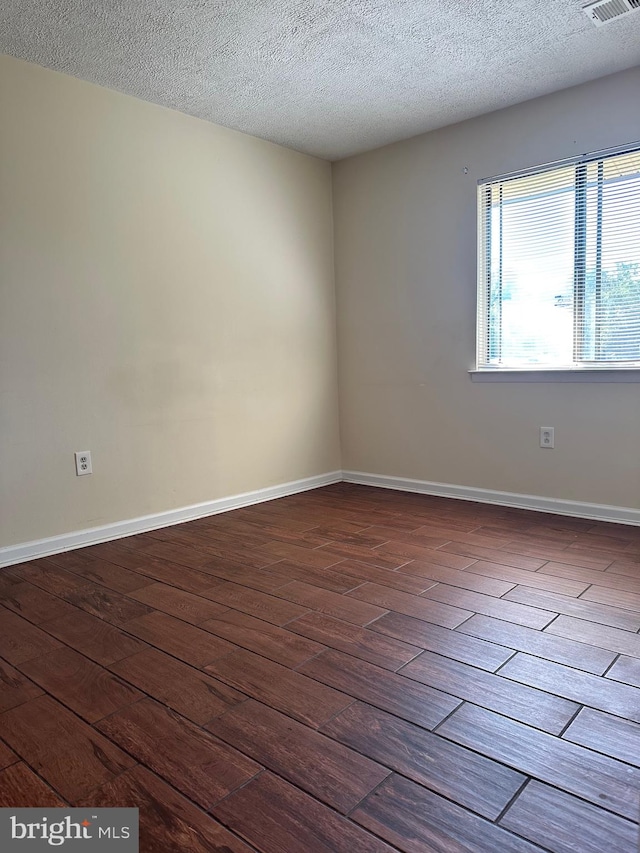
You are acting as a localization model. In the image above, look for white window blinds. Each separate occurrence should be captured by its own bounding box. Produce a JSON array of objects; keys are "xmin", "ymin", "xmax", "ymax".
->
[{"xmin": 477, "ymin": 146, "xmax": 640, "ymax": 370}]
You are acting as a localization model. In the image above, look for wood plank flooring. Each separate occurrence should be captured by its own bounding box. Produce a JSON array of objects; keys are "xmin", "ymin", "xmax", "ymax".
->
[{"xmin": 1, "ymin": 483, "xmax": 639, "ymax": 852}]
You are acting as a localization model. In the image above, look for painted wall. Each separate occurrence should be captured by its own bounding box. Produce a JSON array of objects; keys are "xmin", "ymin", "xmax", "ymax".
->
[
  {"xmin": 0, "ymin": 55, "xmax": 340, "ymax": 547},
  {"xmin": 334, "ymin": 67, "xmax": 640, "ymax": 509}
]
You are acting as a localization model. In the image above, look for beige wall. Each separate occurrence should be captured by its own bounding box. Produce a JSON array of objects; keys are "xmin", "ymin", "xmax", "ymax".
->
[
  {"xmin": 334, "ymin": 67, "xmax": 640, "ymax": 509},
  {"xmin": 3, "ymin": 56, "xmax": 639, "ymax": 551},
  {"xmin": 0, "ymin": 55, "xmax": 340, "ymax": 547}
]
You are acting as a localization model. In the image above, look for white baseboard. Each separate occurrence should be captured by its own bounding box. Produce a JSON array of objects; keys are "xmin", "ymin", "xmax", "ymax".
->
[
  {"xmin": 0, "ymin": 471, "xmax": 342, "ymax": 568},
  {"xmin": 342, "ymin": 470, "xmax": 640, "ymax": 527},
  {"xmin": 4, "ymin": 467, "xmax": 638, "ymax": 568}
]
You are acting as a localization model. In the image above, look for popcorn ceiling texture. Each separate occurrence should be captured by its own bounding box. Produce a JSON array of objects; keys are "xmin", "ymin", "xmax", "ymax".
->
[{"xmin": 1, "ymin": 0, "xmax": 640, "ymax": 159}]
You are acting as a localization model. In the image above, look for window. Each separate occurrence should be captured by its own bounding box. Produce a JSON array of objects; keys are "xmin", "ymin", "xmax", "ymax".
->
[{"xmin": 476, "ymin": 144, "xmax": 640, "ymax": 371}]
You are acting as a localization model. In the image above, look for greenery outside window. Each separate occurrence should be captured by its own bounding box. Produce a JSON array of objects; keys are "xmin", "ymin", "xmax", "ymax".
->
[{"xmin": 476, "ymin": 145, "xmax": 640, "ymax": 370}]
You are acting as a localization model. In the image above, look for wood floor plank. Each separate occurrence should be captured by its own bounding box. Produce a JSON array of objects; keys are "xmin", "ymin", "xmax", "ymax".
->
[
  {"xmin": 309, "ymin": 519, "xmax": 377, "ymax": 538},
  {"xmin": 197, "ymin": 559, "xmax": 290, "ymax": 592},
  {"xmin": 347, "ymin": 582, "xmax": 472, "ymax": 628},
  {"xmin": 567, "ymin": 532, "xmax": 639, "ymax": 552},
  {"xmin": 81, "ymin": 543, "xmax": 221, "ymax": 593},
  {"xmin": 44, "ymin": 548, "xmax": 101, "ymax": 569},
  {"xmin": 437, "ymin": 702, "xmax": 640, "ymax": 820},
  {"xmin": 126, "ymin": 581, "xmax": 229, "ymax": 624},
  {"xmin": 228, "ymin": 520, "xmax": 335, "ymax": 549},
  {"xmin": 321, "ymin": 702, "xmax": 524, "ymax": 819},
  {"xmin": 401, "ymin": 649, "xmax": 577, "ymax": 733},
  {"xmin": 299, "ymin": 649, "xmax": 460, "ymax": 730},
  {"xmin": 317, "ymin": 541, "xmax": 411, "ymax": 569},
  {"xmin": 415, "ymin": 518, "xmax": 487, "ymax": 535},
  {"xmin": 465, "ymin": 560, "xmax": 590, "ymax": 596},
  {"xmin": 545, "ymin": 614, "xmax": 640, "ymax": 658},
  {"xmin": 200, "ymin": 540, "xmax": 283, "ymax": 570},
  {"xmin": 1, "ymin": 580, "xmax": 79, "ymax": 624},
  {"xmin": 604, "ymin": 557, "xmax": 640, "ymax": 577},
  {"xmin": 457, "ymin": 613, "xmax": 617, "ymax": 675},
  {"xmin": 372, "ymin": 538, "xmax": 450, "ymax": 563},
  {"xmin": 328, "ymin": 558, "xmax": 438, "ymax": 594},
  {"xmin": 147, "ymin": 522, "xmax": 247, "ymax": 550},
  {"xmin": 505, "ymin": 587, "xmax": 640, "ymax": 630},
  {"xmin": 499, "ymin": 653, "xmax": 640, "ymax": 722},
  {"xmin": 606, "ymin": 655, "xmax": 640, "ymax": 688},
  {"xmin": 137, "ymin": 540, "xmax": 217, "ymax": 569},
  {"xmin": 370, "ymin": 611, "xmax": 513, "ymax": 671},
  {"xmin": 201, "ymin": 610, "xmax": 325, "ymax": 668},
  {"xmin": 0, "ymin": 570, "xmax": 23, "ymax": 597},
  {"xmin": 306, "ymin": 529, "xmax": 387, "ymax": 549},
  {"xmin": 0, "ymin": 607, "xmax": 62, "ymax": 664},
  {"xmin": 500, "ymin": 780, "xmax": 639, "ymax": 853},
  {"xmin": 258, "ymin": 540, "xmax": 343, "ymax": 568},
  {"xmin": 208, "ymin": 699, "xmax": 390, "ymax": 814},
  {"xmin": 353, "ymin": 773, "xmax": 544, "ymax": 853},
  {"xmin": 582, "ymin": 585, "xmax": 640, "ymax": 612},
  {"xmin": 77, "ymin": 764, "xmax": 255, "ymax": 852},
  {"xmin": 97, "ymin": 698, "xmax": 261, "ymax": 808},
  {"xmin": 212, "ymin": 771, "xmax": 398, "ymax": 853},
  {"xmin": 366, "ymin": 526, "xmax": 457, "ymax": 549},
  {"xmin": 0, "ymin": 762, "xmax": 67, "ymax": 807},
  {"xmin": 204, "ymin": 648, "xmax": 353, "ymax": 728},
  {"xmin": 0, "ymin": 740, "xmax": 19, "ymax": 770},
  {"xmin": 0, "ymin": 658, "xmax": 43, "ymax": 711},
  {"xmin": 63, "ymin": 584, "xmax": 152, "ymax": 626},
  {"xmin": 375, "ymin": 525, "xmax": 509, "ymax": 549},
  {"xmin": 199, "ymin": 581, "xmax": 310, "ymax": 625},
  {"xmin": 438, "ymin": 542, "xmax": 548, "ymax": 570},
  {"xmin": 60, "ymin": 558, "xmax": 157, "ymax": 594},
  {"xmin": 41, "ymin": 608, "xmax": 148, "ymax": 665},
  {"xmin": 395, "ymin": 561, "xmax": 515, "ymax": 596},
  {"xmin": 499, "ymin": 542, "xmax": 613, "ymax": 570},
  {"xmin": 203, "ymin": 535, "xmax": 286, "ymax": 569},
  {"xmin": 421, "ymin": 585, "xmax": 555, "ymax": 629},
  {"xmin": 239, "ymin": 503, "xmax": 326, "ymax": 526},
  {"xmin": 275, "ymin": 580, "xmax": 388, "ymax": 626},
  {"xmin": 402, "ymin": 550, "xmax": 478, "ymax": 570},
  {"xmin": 122, "ymin": 610, "xmax": 238, "ymax": 667},
  {"xmin": 563, "ymin": 707, "xmax": 640, "ymax": 768},
  {"xmin": 18, "ymin": 646, "xmax": 142, "ymax": 723},
  {"xmin": 0, "ymin": 695, "xmax": 135, "ymax": 802},
  {"xmin": 261, "ymin": 560, "xmax": 363, "ymax": 593},
  {"xmin": 288, "ymin": 611, "xmax": 422, "ymax": 671},
  {"xmin": 109, "ymin": 647, "xmax": 247, "ymax": 724},
  {"xmin": 9, "ymin": 560, "xmax": 86, "ymax": 596},
  {"xmin": 538, "ymin": 561, "xmax": 640, "ymax": 592}
]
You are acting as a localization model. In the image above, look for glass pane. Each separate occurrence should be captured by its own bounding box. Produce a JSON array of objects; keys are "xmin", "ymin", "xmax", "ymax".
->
[
  {"xmin": 487, "ymin": 169, "xmax": 575, "ymax": 366},
  {"xmin": 584, "ymin": 156, "xmax": 640, "ymax": 362}
]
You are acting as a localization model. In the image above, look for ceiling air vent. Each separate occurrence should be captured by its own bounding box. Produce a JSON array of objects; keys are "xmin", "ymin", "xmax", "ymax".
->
[{"xmin": 583, "ymin": 0, "xmax": 640, "ymax": 25}]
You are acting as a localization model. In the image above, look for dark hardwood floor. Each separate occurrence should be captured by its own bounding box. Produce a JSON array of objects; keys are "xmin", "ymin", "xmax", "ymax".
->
[{"xmin": 1, "ymin": 483, "xmax": 640, "ymax": 852}]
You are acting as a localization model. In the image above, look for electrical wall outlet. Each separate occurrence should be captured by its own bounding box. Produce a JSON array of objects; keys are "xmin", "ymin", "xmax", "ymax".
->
[
  {"xmin": 75, "ymin": 451, "xmax": 92, "ymax": 476},
  {"xmin": 539, "ymin": 428, "xmax": 554, "ymax": 449}
]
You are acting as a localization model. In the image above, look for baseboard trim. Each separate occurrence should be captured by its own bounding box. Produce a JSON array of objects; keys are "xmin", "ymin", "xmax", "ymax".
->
[
  {"xmin": 4, "ymin": 467, "xmax": 638, "ymax": 568},
  {"xmin": 0, "ymin": 470, "xmax": 343, "ymax": 568},
  {"xmin": 342, "ymin": 470, "xmax": 640, "ymax": 527}
]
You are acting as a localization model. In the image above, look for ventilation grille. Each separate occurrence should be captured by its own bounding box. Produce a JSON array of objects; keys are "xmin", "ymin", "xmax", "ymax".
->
[{"xmin": 583, "ymin": 0, "xmax": 640, "ymax": 25}]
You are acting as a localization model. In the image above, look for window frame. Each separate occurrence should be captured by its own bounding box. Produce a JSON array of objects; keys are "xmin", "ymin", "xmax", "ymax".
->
[{"xmin": 475, "ymin": 141, "xmax": 640, "ymax": 376}]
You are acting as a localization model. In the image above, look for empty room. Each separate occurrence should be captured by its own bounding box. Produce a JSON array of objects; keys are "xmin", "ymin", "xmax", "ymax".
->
[{"xmin": 1, "ymin": 1, "xmax": 640, "ymax": 851}]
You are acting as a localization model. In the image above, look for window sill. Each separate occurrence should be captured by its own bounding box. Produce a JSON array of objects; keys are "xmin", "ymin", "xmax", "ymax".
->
[{"xmin": 469, "ymin": 369, "xmax": 640, "ymax": 383}]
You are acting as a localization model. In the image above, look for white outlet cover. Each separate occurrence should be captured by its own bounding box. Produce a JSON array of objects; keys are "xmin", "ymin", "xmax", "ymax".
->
[
  {"xmin": 75, "ymin": 450, "xmax": 93, "ymax": 475},
  {"xmin": 539, "ymin": 428, "xmax": 555, "ymax": 449}
]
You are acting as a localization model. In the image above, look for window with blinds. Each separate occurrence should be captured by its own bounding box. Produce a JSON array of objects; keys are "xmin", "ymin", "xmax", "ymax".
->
[{"xmin": 477, "ymin": 145, "xmax": 640, "ymax": 370}]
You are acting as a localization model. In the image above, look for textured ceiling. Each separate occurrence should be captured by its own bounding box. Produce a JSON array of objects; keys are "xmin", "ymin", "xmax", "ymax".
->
[{"xmin": 1, "ymin": 1, "xmax": 640, "ymax": 159}]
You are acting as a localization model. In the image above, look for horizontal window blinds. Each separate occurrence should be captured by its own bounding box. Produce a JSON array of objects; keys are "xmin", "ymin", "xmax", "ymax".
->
[{"xmin": 477, "ymin": 147, "xmax": 640, "ymax": 369}]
